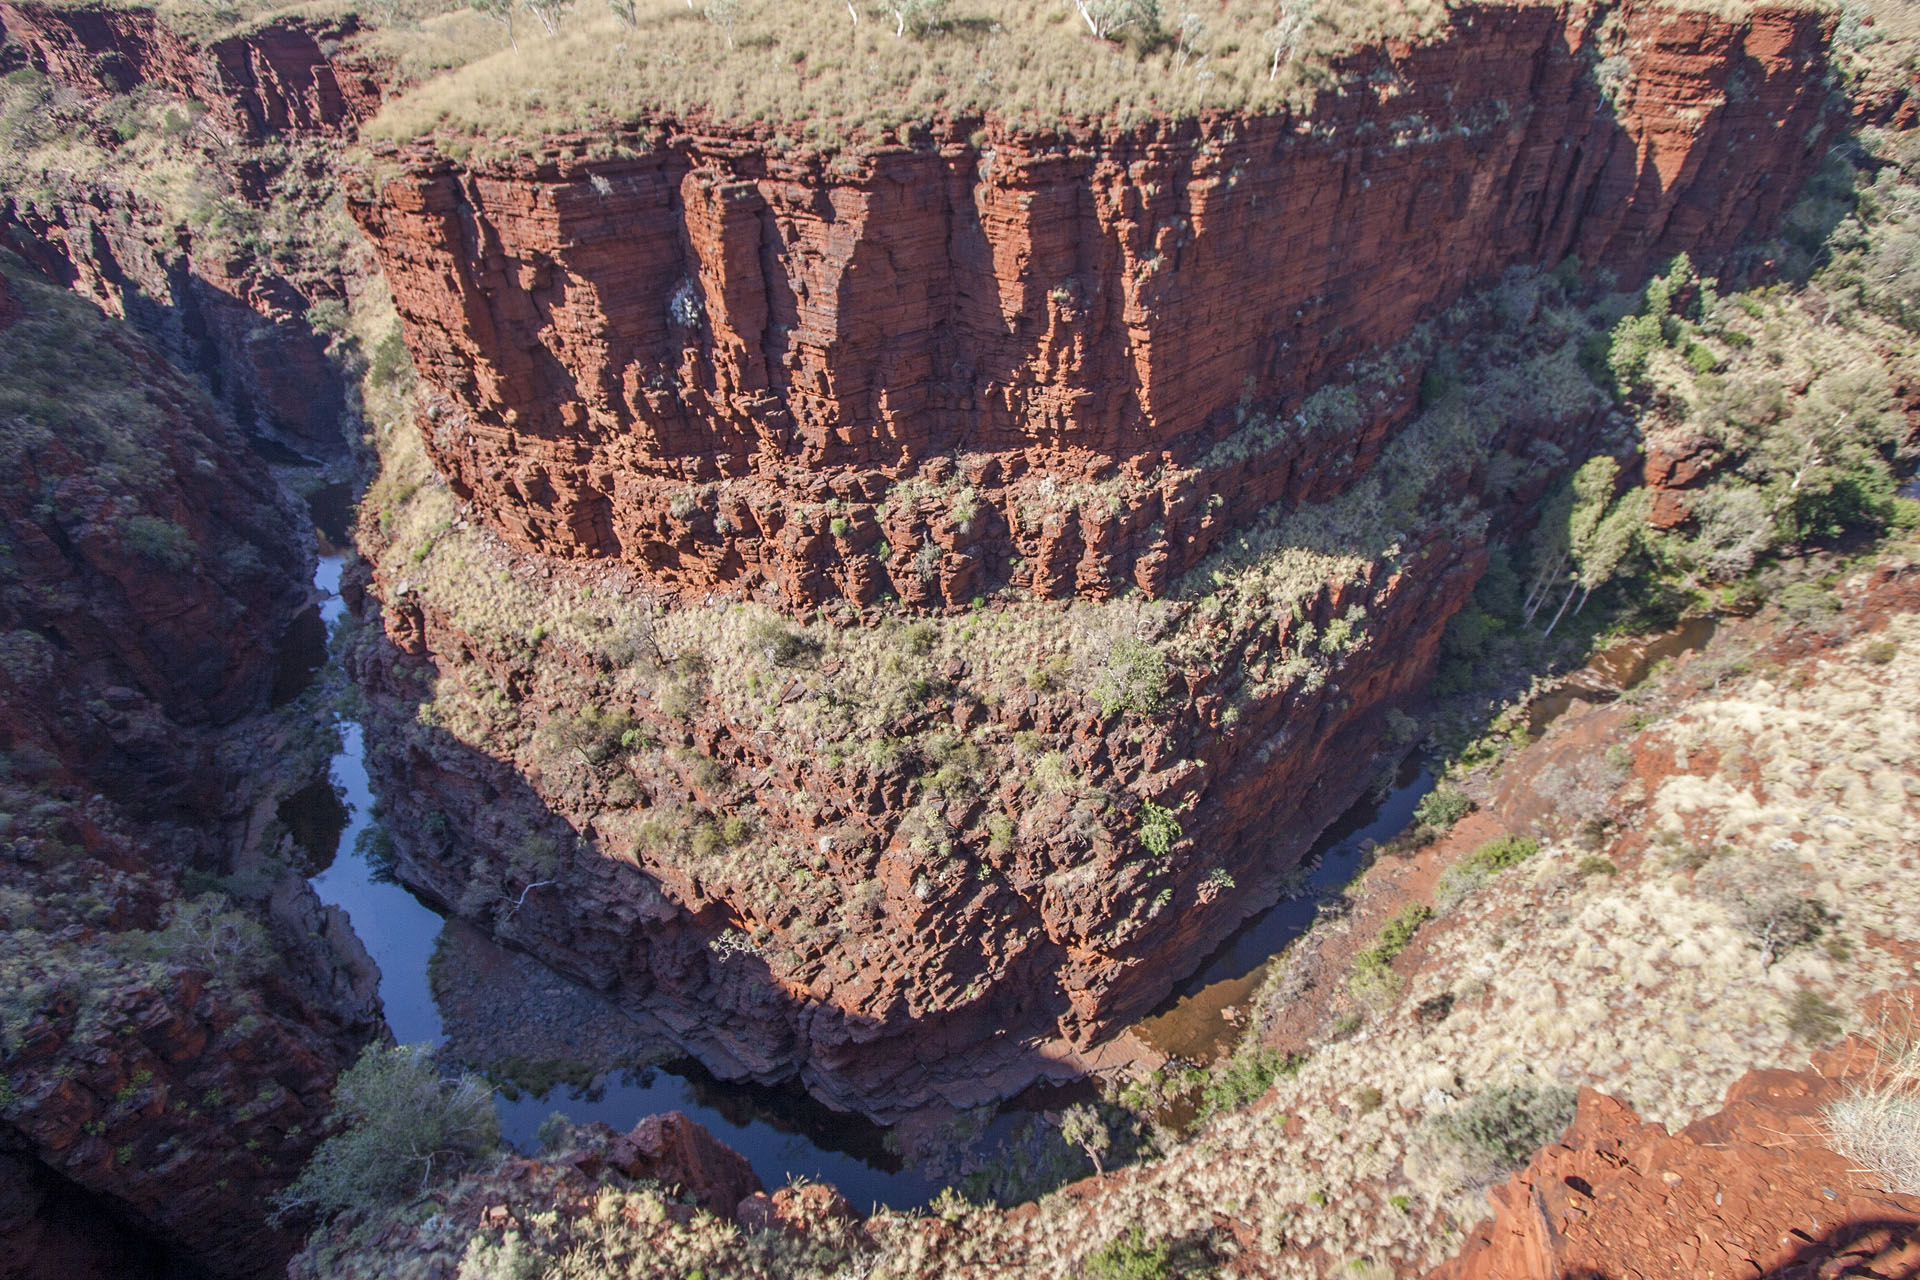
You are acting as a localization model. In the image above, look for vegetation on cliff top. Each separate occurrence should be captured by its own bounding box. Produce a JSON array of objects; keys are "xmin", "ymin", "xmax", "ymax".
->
[{"xmin": 16, "ymin": 0, "xmax": 1824, "ymax": 146}]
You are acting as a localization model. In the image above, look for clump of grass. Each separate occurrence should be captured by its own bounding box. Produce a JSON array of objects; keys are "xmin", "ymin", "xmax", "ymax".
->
[
  {"xmin": 1785, "ymin": 990, "xmax": 1844, "ymax": 1045},
  {"xmin": 1823, "ymin": 1028, "xmax": 1920, "ymax": 1195}
]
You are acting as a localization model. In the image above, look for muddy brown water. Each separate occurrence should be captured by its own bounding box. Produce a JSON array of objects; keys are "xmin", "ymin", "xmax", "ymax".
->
[
  {"xmin": 1524, "ymin": 615, "xmax": 1718, "ymax": 736},
  {"xmin": 1131, "ymin": 754, "xmax": 1436, "ymax": 1064}
]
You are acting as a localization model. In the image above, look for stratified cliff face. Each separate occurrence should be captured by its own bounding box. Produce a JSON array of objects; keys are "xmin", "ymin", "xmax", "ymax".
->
[
  {"xmin": 0, "ymin": 1, "xmax": 384, "ymax": 461},
  {"xmin": 349, "ymin": 255, "xmax": 1623, "ymax": 1117},
  {"xmin": 0, "ymin": 1, "xmax": 381, "ymax": 138},
  {"xmin": 354, "ymin": 1, "xmax": 1834, "ymax": 611},
  {"xmin": 0, "ymin": 263, "xmax": 380, "ymax": 1277}
]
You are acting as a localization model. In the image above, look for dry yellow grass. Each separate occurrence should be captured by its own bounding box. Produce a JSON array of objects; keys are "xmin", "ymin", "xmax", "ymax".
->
[
  {"xmin": 354, "ymin": 0, "xmax": 1813, "ymax": 155},
  {"xmin": 866, "ymin": 581, "xmax": 1920, "ymax": 1277}
]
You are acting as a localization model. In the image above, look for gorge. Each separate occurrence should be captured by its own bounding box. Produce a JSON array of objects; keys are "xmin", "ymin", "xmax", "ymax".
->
[{"xmin": 1, "ymin": 0, "xmax": 1917, "ymax": 1275}]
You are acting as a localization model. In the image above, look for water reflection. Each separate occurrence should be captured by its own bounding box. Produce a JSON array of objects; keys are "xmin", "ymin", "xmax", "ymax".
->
[
  {"xmin": 1132, "ymin": 754, "xmax": 1435, "ymax": 1062},
  {"xmin": 301, "ymin": 551, "xmax": 941, "ymax": 1209}
]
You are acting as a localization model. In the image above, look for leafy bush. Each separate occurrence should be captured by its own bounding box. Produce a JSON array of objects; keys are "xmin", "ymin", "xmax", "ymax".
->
[
  {"xmin": 1357, "ymin": 905, "xmax": 1428, "ymax": 966},
  {"xmin": 1414, "ymin": 785, "xmax": 1472, "ymax": 830},
  {"xmin": 1135, "ymin": 801, "xmax": 1181, "ymax": 859},
  {"xmin": 1779, "ymin": 582, "xmax": 1840, "ymax": 624},
  {"xmin": 1083, "ymin": 1227, "xmax": 1172, "ymax": 1280},
  {"xmin": 1348, "ymin": 905, "xmax": 1432, "ymax": 1006},
  {"xmin": 1461, "ymin": 834, "xmax": 1540, "ymax": 874},
  {"xmin": 1199, "ymin": 1047, "xmax": 1303, "ymax": 1119},
  {"xmin": 276, "ymin": 1044, "xmax": 497, "ymax": 1220},
  {"xmin": 1433, "ymin": 1083, "xmax": 1578, "ymax": 1182},
  {"xmin": 539, "ymin": 705, "xmax": 636, "ymax": 767},
  {"xmin": 1094, "ymin": 637, "xmax": 1169, "ymax": 718},
  {"xmin": 111, "ymin": 894, "xmax": 272, "ymax": 985},
  {"xmin": 118, "ymin": 514, "xmax": 197, "ymax": 570}
]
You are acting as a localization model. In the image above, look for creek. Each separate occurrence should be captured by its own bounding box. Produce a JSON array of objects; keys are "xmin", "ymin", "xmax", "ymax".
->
[
  {"xmin": 300, "ymin": 549, "xmax": 940, "ymax": 1210},
  {"xmin": 1131, "ymin": 754, "xmax": 1436, "ymax": 1064}
]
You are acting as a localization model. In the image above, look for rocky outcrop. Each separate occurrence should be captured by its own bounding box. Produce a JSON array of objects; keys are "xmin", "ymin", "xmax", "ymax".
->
[
  {"xmin": 0, "ymin": 2, "xmax": 381, "ymax": 138},
  {"xmin": 350, "ymin": 264, "xmax": 1618, "ymax": 1116},
  {"xmin": 1432, "ymin": 1043, "xmax": 1920, "ymax": 1280},
  {"xmin": 0, "ymin": 263, "xmax": 381, "ymax": 1276},
  {"xmin": 288, "ymin": 1113, "xmax": 867, "ymax": 1280},
  {"xmin": 2, "ymin": 179, "xmax": 355, "ymax": 463},
  {"xmin": 596, "ymin": 1112, "xmax": 764, "ymax": 1218},
  {"xmin": 0, "ymin": 1, "xmax": 387, "ymax": 461},
  {"xmin": 353, "ymin": 1, "xmax": 1835, "ymax": 612}
]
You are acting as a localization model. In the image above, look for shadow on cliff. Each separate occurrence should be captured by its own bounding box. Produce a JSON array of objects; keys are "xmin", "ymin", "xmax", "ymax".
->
[{"xmin": 0, "ymin": 209, "xmax": 353, "ymax": 466}]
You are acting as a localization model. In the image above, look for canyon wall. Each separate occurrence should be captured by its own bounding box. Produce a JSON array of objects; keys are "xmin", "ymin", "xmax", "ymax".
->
[
  {"xmin": 354, "ymin": 0, "xmax": 1834, "ymax": 612},
  {"xmin": 0, "ymin": 262, "xmax": 381, "ymax": 1277},
  {"xmin": 0, "ymin": 1, "xmax": 384, "ymax": 461},
  {"xmin": 350, "ymin": 267, "xmax": 1620, "ymax": 1117},
  {"xmin": 0, "ymin": 1, "xmax": 380, "ymax": 138},
  {"xmin": 334, "ymin": 0, "xmax": 1846, "ymax": 1118}
]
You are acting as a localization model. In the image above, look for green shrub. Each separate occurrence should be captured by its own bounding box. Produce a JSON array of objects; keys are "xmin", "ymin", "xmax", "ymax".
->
[
  {"xmin": 1135, "ymin": 801, "xmax": 1181, "ymax": 859},
  {"xmin": 1093, "ymin": 638, "xmax": 1169, "ymax": 718},
  {"xmin": 1349, "ymin": 905, "xmax": 1432, "ymax": 1006},
  {"xmin": 1774, "ymin": 579, "xmax": 1835, "ymax": 625},
  {"xmin": 368, "ymin": 328, "xmax": 414, "ymax": 390},
  {"xmin": 1414, "ymin": 785, "xmax": 1472, "ymax": 830},
  {"xmin": 1433, "ymin": 1083, "xmax": 1578, "ymax": 1182},
  {"xmin": 1199, "ymin": 1047, "xmax": 1302, "ymax": 1120},
  {"xmin": 1082, "ymin": 1227, "xmax": 1172, "ymax": 1280},
  {"xmin": 1353, "ymin": 905, "xmax": 1431, "ymax": 976},
  {"xmin": 275, "ymin": 1044, "xmax": 497, "ymax": 1220},
  {"xmin": 117, "ymin": 515, "xmax": 196, "ymax": 570},
  {"xmin": 1460, "ymin": 835, "xmax": 1540, "ymax": 875},
  {"xmin": 539, "ymin": 706, "xmax": 635, "ymax": 767}
]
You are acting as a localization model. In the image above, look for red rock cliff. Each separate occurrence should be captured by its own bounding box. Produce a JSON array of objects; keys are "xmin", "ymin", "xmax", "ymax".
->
[
  {"xmin": 0, "ymin": 1, "xmax": 381, "ymax": 138},
  {"xmin": 0, "ymin": 2, "xmax": 387, "ymax": 460},
  {"xmin": 0, "ymin": 264, "xmax": 381, "ymax": 1277},
  {"xmin": 354, "ymin": 1, "xmax": 1834, "ymax": 612},
  {"xmin": 1431, "ymin": 1037, "xmax": 1920, "ymax": 1280}
]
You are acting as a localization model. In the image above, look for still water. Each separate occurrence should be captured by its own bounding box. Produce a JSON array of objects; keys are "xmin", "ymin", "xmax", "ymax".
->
[
  {"xmin": 303, "ymin": 554, "xmax": 939, "ymax": 1210},
  {"xmin": 1132, "ymin": 754, "xmax": 1436, "ymax": 1062}
]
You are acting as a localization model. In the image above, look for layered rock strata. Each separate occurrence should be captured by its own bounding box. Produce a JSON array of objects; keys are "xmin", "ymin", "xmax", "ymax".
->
[
  {"xmin": 351, "ymin": 268, "xmax": 1625, "ymax": 1116},
  {"xmin": 355, "ymin": 1, "xmax": 1834, "ymax": 611},
  {"xmin": 0, "ymin": 1, "xmax": 380, "ymax": 138},
  {"xmin": 339, "ymin": 1, "xmax": 1842, "ymax": 1118},
  {"xmin": 0, "ymin": 263, "xmax": 380, "ymax": 1277},
  {"xmin": 0, "ymin": 1, "xmax": 385, "ymax": 460}
]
